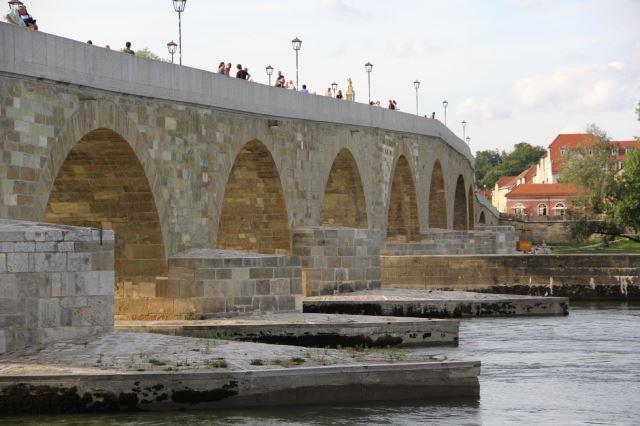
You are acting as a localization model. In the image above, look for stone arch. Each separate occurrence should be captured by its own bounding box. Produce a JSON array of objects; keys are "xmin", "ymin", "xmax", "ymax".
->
[
  {"xmin": 44, "ymin": 128, "xmax": 167, "ymax": 304},
  {"xmin": 386, "ymin": 155, "xmax": 420, "ymax": 241},
  {"xmin": 453, "ymin": 175, "xmax": 468, "ymax": 230},
  {"xmin": 216, "ymin": 140, "xmax": 291, "ymax": 254},
  {"xmin": 479, "ymin": 211, "xmax": 486, "ymax": 224},
  {"xmin": 38, "ymin": 100, "xmax": 169, "ymax": 253},
  {"xmin": 428, "ymin": 160, "xmax": 447, "ymax": 229},
  {"xmin": 320, "ymin": 148, "xmax": 368, "ymax": 228},
  {"xmin": 468, "ymin": 185, "xmax": 475, "ymax": 230}
]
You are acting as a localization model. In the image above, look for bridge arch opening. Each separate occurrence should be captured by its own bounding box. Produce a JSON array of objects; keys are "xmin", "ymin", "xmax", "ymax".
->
[
  {"xmin": 387, "ymin": 155, "xmax": 420, "ymax": 241},
  {"xmin": 44, "ymin": 128, "xmax": 167, "ymax": 308},
  {"xmin": 453, "ymin": 175, "xmax": 468, "ymax": 230},
  {"xmin": 320, "ymin": 148, "xmax": 368, "ymax": 228},
  {"xmin": 428, "ymin": 160, "xmax": 447, "ymax": 229},
  {"xmin": 217, "ymin": 140, "xmax": 291, "ymax": 254},
  {"xmin": 468, "ymin": 185, "xmax": 475, "ymax": 230},
  {"xmin": 479, "ymin": 211, "xmax": 486, "ymax": 224}
]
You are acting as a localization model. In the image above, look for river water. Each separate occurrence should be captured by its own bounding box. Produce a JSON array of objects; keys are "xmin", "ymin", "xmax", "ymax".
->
[{"xmin": 3, "ymin": 303, "xmax": 640, "ymax": 425}]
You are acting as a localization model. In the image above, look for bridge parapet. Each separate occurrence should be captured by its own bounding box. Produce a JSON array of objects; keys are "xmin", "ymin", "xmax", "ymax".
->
[{"xmin": 0, "ymin": 22, "xmax": 473, "ymax": 164}]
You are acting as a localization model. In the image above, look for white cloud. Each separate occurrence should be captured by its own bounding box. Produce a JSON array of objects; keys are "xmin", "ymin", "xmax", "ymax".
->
[
  {"xmin": 512, "ymin": 61, "xmax": 640, "ymax": 113},
  {"xmin": 457, "ymin": 97, "xmax": 496, "ymax": 120}
]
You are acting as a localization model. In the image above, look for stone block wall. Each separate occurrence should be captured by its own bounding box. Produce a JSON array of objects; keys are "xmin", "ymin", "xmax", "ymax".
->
[
  {"xmin": 0, "ymin": 220, "xmax": 114, "ymax": 354},
  {"xmin": 381, "ymin": 254, "xmax": 640, "ymax": 299},
  {"xmin": 383, "ymin": 227, "xmax": 516, "ymax": 256},
  {"xmin": 499, "ymin": 217, "xmax": 572, "ymax": 243},
  {"xmin": 122, "ymin": 249, "xmax": 303, "ymax": 320},
  {"xmin": 293, "ymin": 227, "xmax": 382, "ymax": 296}
]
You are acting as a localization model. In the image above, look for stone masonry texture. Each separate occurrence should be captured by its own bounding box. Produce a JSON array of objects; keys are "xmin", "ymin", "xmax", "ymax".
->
[
  {"xmin": 381, "ymin": 254, "xmax": 640, "ymax": 299},
  {"xmin": 0, "ymin": 219, "xmax": 114, "ymax": 354}
]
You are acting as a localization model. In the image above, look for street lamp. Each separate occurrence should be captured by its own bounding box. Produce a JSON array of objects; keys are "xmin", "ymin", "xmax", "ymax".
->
[
  {"xmin": 442, "ymin": 100, "xmax": 449, "ymax": 126},
  {"xmin": 331, "ymin": 82, "xmax": 338, "ymax": 97},
  {"xmin": 365, "ymin": 62, "xmax": 373, "ymax": 104},
  {"xmin": 466, "ymin": 137, "xmax": 471, "ymax": 145},
  {"xmin": 167, "ymin": 41, "xmax": 177, "ymax": 64},
  {"xmin": 172, "ymin": 0, "xmax": 187, "ymax": 65},
  {"xmin": 414, "ymin": 80, "xmax": 421, "ymax": 115},
  {"xmin": 266, "ymin": 65, "xmax": 274, "ymax": 86},
  {"xmin": 292, "ymin": 37, "xmax": 302, "ymax": 90},
  {"xmin": 462, "ymin": 120, "xmax": 467, "ymax": 140}
]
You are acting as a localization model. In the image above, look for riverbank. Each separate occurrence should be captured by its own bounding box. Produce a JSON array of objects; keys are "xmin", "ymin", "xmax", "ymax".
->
[{"xmin": 0, "ymin": 332, "xmax": 479, "ymax": 415}]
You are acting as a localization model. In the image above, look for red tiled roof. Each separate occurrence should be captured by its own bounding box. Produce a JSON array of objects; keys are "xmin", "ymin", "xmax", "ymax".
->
[
  {"xmin": 516, "ymin": 164, "xmax": 537, "ymax": 184},
  {"xmin": 549, "ymin": 134, "xmax": 639, "ymax": 173},
  {"xmin": 506, "ymin": 183, "xmax": 582, "ymax": 198},
  {"xmin": 496, "ymin": 176, "xmax": 517, "ymax": 189}
]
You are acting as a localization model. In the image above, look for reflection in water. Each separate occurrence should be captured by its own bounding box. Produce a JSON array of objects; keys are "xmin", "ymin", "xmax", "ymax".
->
[{"xmin": 4, "ymin": 303, "xmax": 640, "ymax": 425}]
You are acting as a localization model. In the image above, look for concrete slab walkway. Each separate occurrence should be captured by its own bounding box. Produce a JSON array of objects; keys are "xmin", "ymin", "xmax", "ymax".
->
[
  {"xmin": 304, "ymin": 289, "xmax": 569, "ymax": 318},
  {"xmin": 116, "ymin": 313, "xmax": 459, "ymax": 347},
  {"xmin": 0, "ymin": 332, "xmax": 479, "ymax": 414}
]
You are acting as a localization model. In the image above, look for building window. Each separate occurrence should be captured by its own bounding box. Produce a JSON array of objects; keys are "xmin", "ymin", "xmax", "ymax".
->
[
  {"xmin": 560, "ymin": 148, "xmax": 568, "ymax": 157},
  {"xmin": 514, "ymin": 203, "xmax": 525, "ymax": 216},
  {"xmin": 555, "ymin": 203, "xmax": 566, "ymax": 217},
  {"xmin": 611, "ymin": 147, "xmax": 619, "ymax": 156},
  {"xmin": 538, "ymin": 203, "xmax": 548, "ymax": 216},
  {"xmin": 587, "ymin": 148, "xmax": 593, "ymax": 156}
]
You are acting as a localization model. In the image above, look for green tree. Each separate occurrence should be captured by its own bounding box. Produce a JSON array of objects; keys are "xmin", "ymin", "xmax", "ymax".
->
[
  {"xmin": 476, "ymin": 142, "xmax": 546, "ymax": 189},
  {"xmin": 136, "ymin": 48, "xmax": 168, "ymax": 62},
  {"xmin": 562, "ymin": 122, "xmax": 640, "ymax": 242}
]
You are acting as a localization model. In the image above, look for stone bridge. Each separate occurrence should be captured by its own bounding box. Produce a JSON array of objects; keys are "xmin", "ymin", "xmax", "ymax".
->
[{"xmin": 0, "ymin": 24, "xmax": 494, "ymax": 319}]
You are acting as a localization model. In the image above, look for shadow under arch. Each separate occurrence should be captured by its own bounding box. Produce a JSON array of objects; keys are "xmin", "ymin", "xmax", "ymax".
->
[
  {"xmin": 428, "ymin": 160, "xmax": 447, "ymax": 229},
  {"xmin": 216, "ymin": 139, "xmax": 291, "ymax": 254},
  {"xmin": 320, "ymin": 148, "xmax": 368, "ymax": 228},
  {"xmin": 468, "ymin": 185, "xmax": 475, "ymax": 230},
  {"xmin": 44, "ymin": 128, "xmax": 167, "ymax": 302},
  {"xmin": 387, "ymin": 155, "xmax": 420, "ymax": 241},
  {"xmin": 479, "ymin": 211, "xmax": 486, "ymax": 224},
  {"xmin": 453, "ymin": 175, "xmax": 468, "ymax": 230}
]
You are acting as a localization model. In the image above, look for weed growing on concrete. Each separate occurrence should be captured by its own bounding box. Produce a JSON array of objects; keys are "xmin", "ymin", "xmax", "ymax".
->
[
  {"xmin": 96, "ymin": 353, "xmax": 104, "ymax": 365},
  {"xmin": 148, "ymin": 359, "xmax": 166, "ymax": 367},
  {"xmin": 207, "ymin": 358, "xmax": 228, "ymax": 368},
  {"xmin": 386, "ymin": 348, "xmax": 406, "ymax": 362},
  {"xmin": 273, "ymin": 357, "xmax": 306, "ymax": 368},
  {"xmin": 185, "ymin": 312, "xmax": 196, "ymax": 321},
  {"xmin": 250, "ymin": 359, "xmax": 264, "ymax": 366}
]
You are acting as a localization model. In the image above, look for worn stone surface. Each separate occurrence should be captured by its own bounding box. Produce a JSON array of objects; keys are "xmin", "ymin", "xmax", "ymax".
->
[
  {"xmin": 381, "ymin": 254, "xmax": 640, "ymax": 300},
  {"xmin": 116, "ymin": 313, "xmax": 459, "ymax": 347},
  {"xmin": 131, "ymin": 249, "xmax": 304, "ymax": 320},
  {"xmin": 293, "ymin": 227, "xmax": 382, "ymax": 296},
  {"xmin": 383, "ymin": 226, "xmax": 516, "ymax": 256},
  {"xmin": 0, "ymin": 220, "xmax": 114, "ymax": 354},
  {"xmin": 304, "ymin": 289, "xmax": 569, "ymax": 318},
  {"xmin": 0, "ymin": 332, "xmax": 479, "ymax": 414}
]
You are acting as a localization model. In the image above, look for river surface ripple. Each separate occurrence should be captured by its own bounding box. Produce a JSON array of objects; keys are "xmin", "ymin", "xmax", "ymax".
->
[{"xmin": 3, "ymin": 303, "xmax": 640, "ymax": 425}]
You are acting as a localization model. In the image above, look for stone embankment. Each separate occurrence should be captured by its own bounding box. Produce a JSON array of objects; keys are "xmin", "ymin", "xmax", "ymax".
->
[
  {"xmin": 0, "ymin": 332, "xmax": 479, "ymax": 415},
  {"xmin": 116, "ymin": 313, "xmax": 459, "ymax": 347},
  {"xmin": 304, "ymin": 289, "xmax": 569, "ymax": 318},
  {"xmin": 381, "ymin": 254, "xmax": 640, "ymax": 300}
]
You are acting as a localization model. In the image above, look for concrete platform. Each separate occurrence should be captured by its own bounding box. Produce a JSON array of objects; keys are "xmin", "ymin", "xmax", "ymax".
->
[
  {"xmin": 304, "ymin": 289, "xmax": 569, "ymax": 318},
  {"xmin": 0, "ymin": 333, "xmax": 479, "ymax": 414},
  {"xmin": 116, "ymin": 313, "xmax": 459, "ymax": 347}
]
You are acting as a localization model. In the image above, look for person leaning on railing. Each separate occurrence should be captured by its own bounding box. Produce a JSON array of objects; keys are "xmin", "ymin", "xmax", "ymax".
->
[{"xmin": 5, "ymin": 3, "xmax": 38, "ymax": 30}]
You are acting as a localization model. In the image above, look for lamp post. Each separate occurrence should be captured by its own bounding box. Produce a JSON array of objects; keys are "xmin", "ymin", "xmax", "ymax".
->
[
  {"xmin": 462, "ymin": 120, "xmax": 467, "ymax": 140},
  {"xmin": 365, "ymin": 62, "xmax": 373, "ymax": 104},
  {"xmin": 292, "ymin": 37, "xmax": 302, "ymax": 90},
  {"xmin": 466, "ymin": 137, "xmax": 471, "ymax": 145},
  {"xmin": 442, "ymin": 100, "xmax": 448, "ymax": 126},
  {"xmin": 167, "ymin": 41, "xmax": 177, "ymax": 64},
  {"xmin": 172, "ymin": 0, "xmax": 187, "ymax": 65},
  {"xmin": 414, "ymin": 80, "xmax": 421, "ymax": 115},
  {"xmin": 331, "ymin": 82, "xmax": 338, "ymax": 97},
  {"xmin": 266, "ymin": 65, "xmax": 274, "ymax": 86}
]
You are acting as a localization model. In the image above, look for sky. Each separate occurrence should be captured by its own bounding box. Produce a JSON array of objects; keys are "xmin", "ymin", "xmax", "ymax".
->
[{"xmin": 19, "ymin": 0, "xmax": 640, "ymax": 153}]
